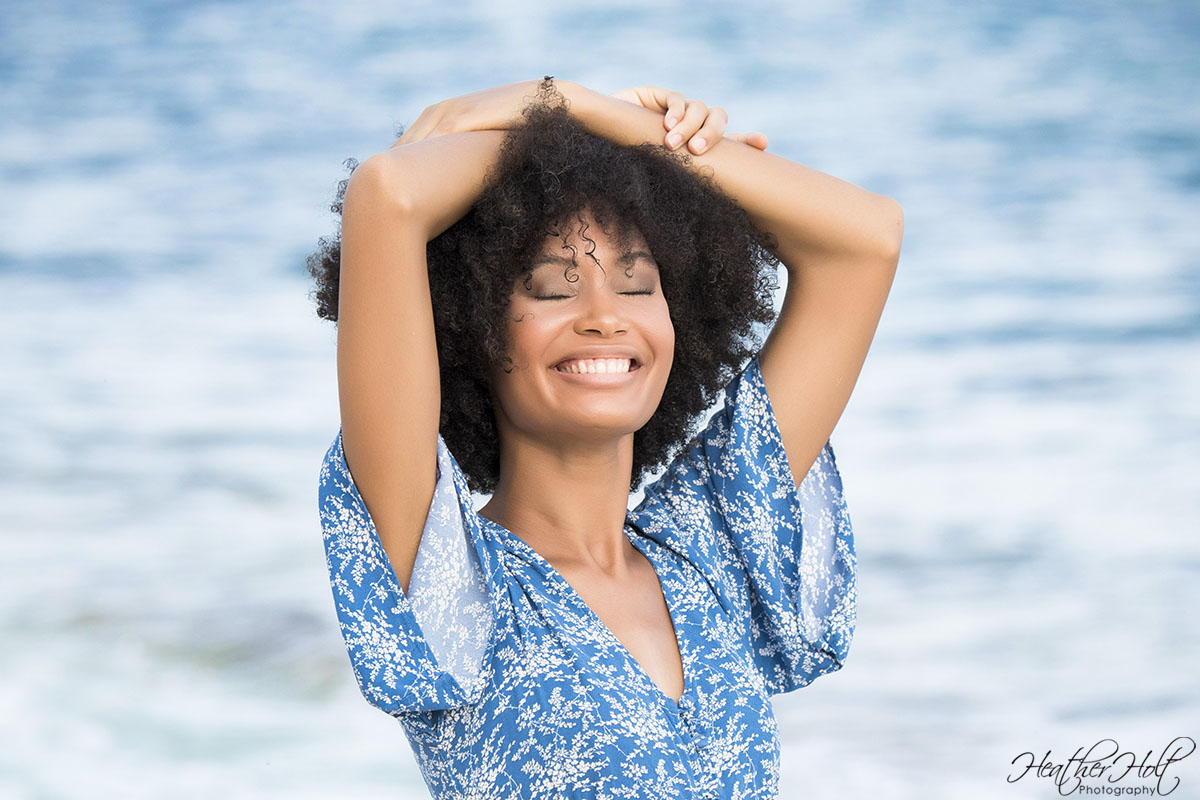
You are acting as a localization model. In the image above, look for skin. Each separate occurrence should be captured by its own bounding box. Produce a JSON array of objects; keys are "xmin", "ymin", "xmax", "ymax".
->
[
  {"xmin": 478, "ymin": 213, "xmax": 683, "ymax": 697},
  {"xmin": 334, "ymin": 79, "xmax": 903, "ymax": 700}
]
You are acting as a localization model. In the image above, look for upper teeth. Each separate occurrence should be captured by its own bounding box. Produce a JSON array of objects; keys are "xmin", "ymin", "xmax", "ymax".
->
[{"xmin": 556, "ymin": 358, "xmax": 633, "ymax": 374}]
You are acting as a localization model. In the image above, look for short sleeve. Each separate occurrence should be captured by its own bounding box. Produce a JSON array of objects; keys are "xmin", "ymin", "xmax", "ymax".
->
[
  {"xmin": 317, "ymin": 430, "xmax": 493, "ymax": 713},
  {"xmin": 633, "ymin": 356, "xmax": 856, "ymax": 694}
]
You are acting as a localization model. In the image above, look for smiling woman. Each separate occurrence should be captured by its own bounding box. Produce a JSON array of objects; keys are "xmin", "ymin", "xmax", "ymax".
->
[
  {"xmin": 309, "ymin": 87, "xmax": 781, "ymax": 502},
  {"xmin": 487, "ymin": 212, "xmax": 676, "ymax": 462},
  {"xmin": 308, "ymin": 77, "xmax": 900, "ymax": 800}
]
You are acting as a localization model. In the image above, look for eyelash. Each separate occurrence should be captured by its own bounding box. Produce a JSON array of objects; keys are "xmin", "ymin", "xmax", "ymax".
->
[{"xmin": 533, "ymin": 290, "xmax": 656, "ymax": 301}]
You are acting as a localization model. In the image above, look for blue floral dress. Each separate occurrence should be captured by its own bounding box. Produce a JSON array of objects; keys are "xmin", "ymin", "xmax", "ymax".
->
[{"xmin": 318, "ymin": 356, "xmax": 856, "ymax": 800}]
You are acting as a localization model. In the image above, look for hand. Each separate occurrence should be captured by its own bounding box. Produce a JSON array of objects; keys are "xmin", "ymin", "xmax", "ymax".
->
[
  {"xmin": 390, "ymin": 80, "xmax": 544, "ymax": 148},
  {"xmin": 610, "ymin": 86, "xmax": 769, "ymax": 155}
]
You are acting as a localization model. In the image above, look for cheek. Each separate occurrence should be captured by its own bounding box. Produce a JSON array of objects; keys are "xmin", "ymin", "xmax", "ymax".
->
[
  {"xmin": 651, "ymin": 300, "xmax": 676, "ymax": 358},
  {"xmin": 502, "ymin": 304, "xmax": 549, "ymax": 368},
  {"xmin": 487, "ymin": 358, "xmax": 539, "ymax": 433},
  {"xmin": 488, "ymin": 307, "xmax": 552, "ymax": 416}
]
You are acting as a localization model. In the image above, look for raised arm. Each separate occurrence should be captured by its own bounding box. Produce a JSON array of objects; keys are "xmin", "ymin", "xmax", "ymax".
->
[
  {"xmin": 338, "ymin": 77, "xmax": 869, "ymax": 592},
  {"xmin": 558, "ymin": 82, "xmax": 904, "ymax": 481},
  {"xmin": 337, "ymin": 129, "xmax": 505, "ymax": 594}
]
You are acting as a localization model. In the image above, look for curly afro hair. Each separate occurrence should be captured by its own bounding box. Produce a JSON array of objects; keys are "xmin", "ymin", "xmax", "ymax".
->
[{"xmin": 308, "ymin": 85, "xmax": 780, "ymax": 494}]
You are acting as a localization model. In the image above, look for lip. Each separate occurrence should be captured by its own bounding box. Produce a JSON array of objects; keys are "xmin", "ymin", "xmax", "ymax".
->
[
  {"xmin": 554, "ymin": 350, "xmax": 648, "ymax": 371},
  {"xmin": 550, "ymin": 347, "xmax": 643, "ymax": 371},
  {"xmin": 551, "ymin": 367, "xmax": 639, "ymax": 386},
  {"xmin": 549, "ymin": 348, "xmax": 644, "ymax": 384}
]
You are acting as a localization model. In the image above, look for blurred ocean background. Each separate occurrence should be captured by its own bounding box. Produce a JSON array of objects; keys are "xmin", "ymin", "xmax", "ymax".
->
[{"xmin": 2, "ymin": 0, "xmax": 1197, "ymax": 797}]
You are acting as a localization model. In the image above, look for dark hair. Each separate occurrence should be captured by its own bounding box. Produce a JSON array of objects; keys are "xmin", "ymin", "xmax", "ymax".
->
[{"xmin": 308, "ymin": 86, "xmax": 779, "ymax": 493}]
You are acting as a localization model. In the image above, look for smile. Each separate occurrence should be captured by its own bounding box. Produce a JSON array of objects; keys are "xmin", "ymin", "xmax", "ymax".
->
[{"xmin": 552, "ymin": 357, "xmax": 639, "ymax": 374}]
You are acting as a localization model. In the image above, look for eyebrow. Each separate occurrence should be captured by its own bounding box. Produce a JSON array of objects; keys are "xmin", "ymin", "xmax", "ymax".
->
[
  {"xmin": 617, "ymin": 250, "xmax": 659, "ymax": 268},
  {"xmin": 528, "ymin": 250, "xmax": 659, "ymax": 271}
]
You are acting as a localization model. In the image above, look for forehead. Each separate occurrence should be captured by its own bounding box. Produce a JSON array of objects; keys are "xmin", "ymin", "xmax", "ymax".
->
[
  {"xmin": 523, "ymin": 211, "xmax": 658, "ymax": 282},
  {"xmin": 528, "ymin": 249, "xmax": 659, "ymax": 274},
  {"xmin": 539, "ymin": 211, "xmax": 648, "ymax": 251}
]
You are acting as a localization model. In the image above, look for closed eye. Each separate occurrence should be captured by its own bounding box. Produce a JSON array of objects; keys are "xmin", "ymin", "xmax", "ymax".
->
[{"xmin": 534, "ymin": 290, "xmax": 655, "ymax": 300}]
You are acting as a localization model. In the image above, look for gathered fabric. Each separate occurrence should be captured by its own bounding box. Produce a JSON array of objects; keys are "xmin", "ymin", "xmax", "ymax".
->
[{"xmin": 318, "ymin": 355, "xmax": 857, "ymax": 800}]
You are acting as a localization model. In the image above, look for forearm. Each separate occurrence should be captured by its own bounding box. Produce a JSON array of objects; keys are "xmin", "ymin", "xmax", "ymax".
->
[
  {"xmin": 560, "ymin": 80, "xmax": 902, "ymax": 271},
  {"xmin": 368, "ymin": 128, "xmax": 507, "ymax": 240},
  {"xmin": 694, "ymin": 142, "xmax": 904, "ymax": 270}
]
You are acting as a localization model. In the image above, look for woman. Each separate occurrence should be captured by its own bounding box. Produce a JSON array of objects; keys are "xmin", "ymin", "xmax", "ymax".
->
[{"xmin": 311, "ymin": 78, "xmax": 901, "ymax": 799}]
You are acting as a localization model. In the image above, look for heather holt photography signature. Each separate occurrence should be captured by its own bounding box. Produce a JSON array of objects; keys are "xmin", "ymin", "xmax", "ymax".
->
[{"xmin": 1008, "ymin": 737, "xmax": 1195, "ymax": 796}]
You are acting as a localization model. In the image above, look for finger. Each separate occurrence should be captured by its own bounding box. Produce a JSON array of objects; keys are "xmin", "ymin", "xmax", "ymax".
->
[
  {"xmin": 396, "ymin": 106, "xmax": 437, "ymax": 146},
  {"xmin": 636, "ymin": 86, "xmax": 679, "ymax": 117},
  {"xmin": 389, "ymin": 121, "xmax": 416, "ymax": 148},
  {"xmin": 728, "ymin": 131, "xmax": 769, "ymax": 150},
  {"xmin": 610, "ymin": 88, "xmax": 639, "ymax": 105},
  {"xmin": 687, "ymin": 106, "xmax": 728, "ymax": 155},
  {"xmin": 666, "ymin": 98, "xmax": 707, "ymax": 150},
  {"xmin": 661, "ymin": 91, "xmax": 687, "ymax": 132},
  {"xmin": 395, "ymin": 109, "xmax": 427, "ymax": 146},
  {"xmin": 612, "ymin": 86, "xmax": 671, "ymax": 113}
]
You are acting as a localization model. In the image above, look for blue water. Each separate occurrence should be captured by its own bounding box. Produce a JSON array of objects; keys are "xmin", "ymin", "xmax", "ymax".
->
[{"xmin": 3, "ymin": 1, "xmax": 1198, "ymax": 798}]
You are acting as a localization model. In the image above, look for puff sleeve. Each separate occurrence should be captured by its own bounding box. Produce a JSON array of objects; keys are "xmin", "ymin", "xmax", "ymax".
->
[
  {"xmin": 633, "ymin": 356, "xmax": 857, "ymax": 694},
  {"xmin": 318, "ymin": 430, "xmax": 494, "ymax": 713}
]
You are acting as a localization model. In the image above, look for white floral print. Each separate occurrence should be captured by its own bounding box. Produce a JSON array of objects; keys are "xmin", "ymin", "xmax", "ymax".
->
[{"xmin": 318, "ymin": 355, "xmax": 856, "ymax": 799}]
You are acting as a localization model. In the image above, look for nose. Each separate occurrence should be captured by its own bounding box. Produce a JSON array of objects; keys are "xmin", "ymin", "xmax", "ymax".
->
[{"xmin": 572, "ymin": 273, "xmax": 628, "ymax": 337}]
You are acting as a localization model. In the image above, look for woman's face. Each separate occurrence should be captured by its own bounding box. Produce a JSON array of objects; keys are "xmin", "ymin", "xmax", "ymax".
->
[{"xmin": 488, "ymin": 212, "xmax": 675, "ymax": 446}]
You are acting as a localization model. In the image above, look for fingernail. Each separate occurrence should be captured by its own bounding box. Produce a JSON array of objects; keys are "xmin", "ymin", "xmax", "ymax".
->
[
  {"xmin": 666, "ymin": 117, "xmax": 678, "ymax": 128},
  {"xmin": 667, "ymin": 133, "xmax": 682, "ymax": 148},
  {"xmin": 691, "ymin": 137, "xmax": 707, "ymax": 153}
]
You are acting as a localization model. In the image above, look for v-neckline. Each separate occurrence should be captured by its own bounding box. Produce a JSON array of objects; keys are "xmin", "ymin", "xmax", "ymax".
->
[{"xmin": 479, "ymin": 514, "xmax": 690, "ymax": 705}]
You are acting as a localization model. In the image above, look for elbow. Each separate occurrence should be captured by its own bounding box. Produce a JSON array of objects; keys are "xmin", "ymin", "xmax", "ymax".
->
[
  {"xmin": 348, "ymin": 152, "xmax": 419, "ymax": 219},
  {"xmin": 874, "ymin": 196, "xmax": 904, "ymax": 269}
]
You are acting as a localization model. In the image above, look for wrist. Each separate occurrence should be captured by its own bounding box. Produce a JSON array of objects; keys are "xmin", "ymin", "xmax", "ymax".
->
[{"xmin": 557, "ymin": 81, "xmax": 663, "ymax": 149}]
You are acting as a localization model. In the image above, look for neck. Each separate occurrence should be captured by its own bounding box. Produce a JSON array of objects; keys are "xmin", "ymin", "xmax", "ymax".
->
[{"xmin": 479, "ymin": 426, "xmax": 635, "ymax": 572}]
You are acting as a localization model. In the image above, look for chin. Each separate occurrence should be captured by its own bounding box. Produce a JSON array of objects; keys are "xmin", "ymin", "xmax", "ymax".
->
[{"xmin": 555, "ymin": 406, "xmax": 656, "ymax": 440}]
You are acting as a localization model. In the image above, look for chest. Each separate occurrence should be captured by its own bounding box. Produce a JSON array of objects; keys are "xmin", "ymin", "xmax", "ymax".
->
[
  {"xmin": 415, "ymin": 550, "xmax": 781, "ymax": 798},
  {"xmin": 556, "ymin": 551, "xmax": 685, "ymax": 701}
]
